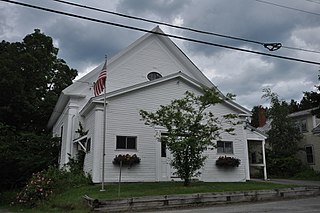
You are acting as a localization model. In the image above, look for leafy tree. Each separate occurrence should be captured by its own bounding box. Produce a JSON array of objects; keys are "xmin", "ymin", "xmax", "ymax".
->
[
  {"xmin": 288, "ymin": 99, "xmax": 300, "ymax": 113},
  {"xmin": 294, "ymin": 72, "xmax": 320, "ymax": 115},
  {"xmin": 0, "ymin": 29, "xmax": 77, "ymax": 133},
  {"xmin": 140, "ymin": 89, "xmax": 236, "ymax": 186},
  {"xmin": 0, "ymin": 29, "xmax": 77, "ymax": 188},
  {"xmin": 300, "ymin": 89, "xmax": 320, "ymax": 115},
  {"xmin": 262, "ymin": 88, "xmax": 303, "ymax": 176},
  {"xmin": 0, "ymin": 122, "xmax": 60, "ymax": 188}
]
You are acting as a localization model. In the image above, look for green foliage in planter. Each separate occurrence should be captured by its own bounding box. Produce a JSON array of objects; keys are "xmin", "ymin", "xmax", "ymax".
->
[
  {"xmin": 113, "ymin": 154, "xmax": 141, "ymax": 167},
  {"xmin": 216, "ymin": 156, "xmax": 241, "ymax": 167}
]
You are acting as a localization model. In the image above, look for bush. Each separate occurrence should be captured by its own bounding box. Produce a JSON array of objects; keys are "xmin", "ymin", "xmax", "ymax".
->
[
  {"xmin": 293, "ymin": 167, "xmax": 320, "ymax": 181},
  {"xmin": 113, "ymin": 154, "xmax": 141, "ymax": 166},
  {"xmin": 12, "ymin": 152, "xmax": 92, "ymax": 207},
  {"xmin": 13, "ymin": 171, "xmax": 54, "ymax": 207},
  {"xmin": 216, "ymin": 156, "xmax": 241, "ymax": 167},
  {"xmin": 266, "ymin": 155, "xmax": 303, "ymax": 177},
  {"xmin": 66, "ymin": 150, "xmax": 86, "ymax": 173}
]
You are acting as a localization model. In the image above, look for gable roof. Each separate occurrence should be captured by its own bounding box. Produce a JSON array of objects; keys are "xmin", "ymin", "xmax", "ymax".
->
[
  {"xmin": 63, "ymin": 26, "xmax": 216, "ymax": 95},
  {"xmin": 47, "ymin": 26, "xmax": 252, "ymax": 129},
  {"xmin": 288, "ymin": 108, "xmax": 317, "ymax": 118}
]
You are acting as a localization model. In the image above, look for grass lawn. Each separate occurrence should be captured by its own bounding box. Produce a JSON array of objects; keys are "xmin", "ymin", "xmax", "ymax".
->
[{"xmin": 2, "ymin": 181, "xmax": 297, "ymax": 213}]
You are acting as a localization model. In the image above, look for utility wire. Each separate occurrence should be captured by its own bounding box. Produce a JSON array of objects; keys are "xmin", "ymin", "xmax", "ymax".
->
[
  {"xmin": 52, "ymin": 0, "xmax": 264, "ymax": 46},
  {"xmin": 52, "ymin": 0, "xmax": 320, "ymax": 54},
  {"xmin": 2, "ymin": 0, "xmax": 320, "ymax": 66},
  {"xmin": 255, "ymin": 0, "xmax": 320, "ymax": 16}
]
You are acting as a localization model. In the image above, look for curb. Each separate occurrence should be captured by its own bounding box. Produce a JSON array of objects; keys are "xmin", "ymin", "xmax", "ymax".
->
[{"xmin": 83, "ymin": 186, "xmax": 320, "ymax": 212}]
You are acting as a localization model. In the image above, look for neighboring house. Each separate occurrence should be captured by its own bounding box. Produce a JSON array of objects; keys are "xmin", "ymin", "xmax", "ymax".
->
[
  {"xmin": 47, "ymin": 27, "xmax": 267, "ymax": 183},
  {"xmin": 289, "ymin": 109, "xmax": 320, "ymax": 171}
]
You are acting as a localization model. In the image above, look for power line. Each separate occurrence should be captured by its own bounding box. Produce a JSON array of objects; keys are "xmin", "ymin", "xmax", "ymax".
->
[
  {"xmin": 52, "ymin": 0, "xmax": 262, "ymax": 46},
  {"xmin": 255, "ymin": 0, "xmax": 320, "ymax": 16},
  {"xmin": 2, "ymin": 0, "xmax": 320, "ymax": 66},
  {"xmin": 53, "ymin": 0, "xmax": 320, "ymax": 54}
]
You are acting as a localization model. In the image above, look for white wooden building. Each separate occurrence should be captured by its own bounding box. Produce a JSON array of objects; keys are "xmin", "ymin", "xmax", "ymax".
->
[{"xmin": 47, "ymin": 27, "xmax": 267, "ymax": 183}]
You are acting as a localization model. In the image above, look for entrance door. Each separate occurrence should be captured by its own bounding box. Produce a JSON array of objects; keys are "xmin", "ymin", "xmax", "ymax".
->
[{"xmin": 160, "ymin": 141, "xmax": 170, "ymax": 181}]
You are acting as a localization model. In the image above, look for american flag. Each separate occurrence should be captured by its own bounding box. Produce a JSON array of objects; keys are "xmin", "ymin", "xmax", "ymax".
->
[{"xmin": 93, "ymin": 62, "xmax": 107, "ymax": 96}]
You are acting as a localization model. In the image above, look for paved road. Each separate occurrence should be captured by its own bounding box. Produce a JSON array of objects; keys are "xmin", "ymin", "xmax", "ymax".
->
[
  {"xmin": 142, "ymin": 196, "xmax": 320, "ymax": 213},
  {"xmin": 266, "ymin": 179, "xmax": 320, "ymax": 187}
]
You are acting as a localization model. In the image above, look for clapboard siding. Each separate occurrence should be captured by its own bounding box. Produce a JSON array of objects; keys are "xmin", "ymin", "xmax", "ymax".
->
[
  {"xmin": 104, "ymin": 37, "xmax": 198, "ymax": 93},
  {"xmin": 50, "ymin": 28, "xmax": 263, "ymax": 183},
  {"xmin": 83, "ymin": 109, "xmax": 95, "ymax": 176},
  {"xmin": 99, "ymin": 78, "xmax": 247, "ymax": 182},
  {"xmin": 52, "ymin": 106, "xmax": 72, "ymax": 167},
  {"xmin": 200, "ymin": 118, "xmax": 247, "ymax": 182},
  {"xmin": 104, "ymin": 78, "xmax": 201, "ymax": 182}
]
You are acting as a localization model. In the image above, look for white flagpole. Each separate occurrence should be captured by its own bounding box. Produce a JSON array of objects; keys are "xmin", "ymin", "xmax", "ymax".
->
[{"xmin": 101, "ymin": 55, "xmax": 107, "ymax": 191}]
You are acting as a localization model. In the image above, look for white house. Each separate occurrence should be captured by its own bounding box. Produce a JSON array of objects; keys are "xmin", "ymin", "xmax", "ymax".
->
[
  {"xmin": 289, "ymin": 109, "xmax": 320, "ymax": 171},
  {"xmin": 47, "ymin": 27, "xmax": 267, "ymax": 183}
]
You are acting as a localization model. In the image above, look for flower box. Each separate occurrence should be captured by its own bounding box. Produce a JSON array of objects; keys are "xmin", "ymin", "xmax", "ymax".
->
[
  {"xmin": 112, "ymin": 154, "xmax": 141, "ymax": 167},
  {"xmin": 216, "ymin": 156, "xmax": 241, "ymax": 167}
]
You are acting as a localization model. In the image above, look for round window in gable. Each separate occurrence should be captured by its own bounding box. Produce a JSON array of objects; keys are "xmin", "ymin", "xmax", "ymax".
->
[{"xmin": 147, "ymin": 72, "xmax": 162, "ymax": 81}]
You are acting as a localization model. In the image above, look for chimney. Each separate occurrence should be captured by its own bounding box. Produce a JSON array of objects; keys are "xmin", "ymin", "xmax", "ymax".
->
[{"xmin": 258, "ymin": 107, "xmax": 266, "ymax": 127}]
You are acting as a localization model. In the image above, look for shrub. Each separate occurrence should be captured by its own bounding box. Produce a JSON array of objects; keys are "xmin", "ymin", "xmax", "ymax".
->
[
  {"xmin": 12, "ymin": 151, "xmax": 92, "ymax": 207},
  {"xmin": 293, "ymin": 167, "xmax": 320, "ymax": 181},
  {"xmin": 13, "ymin": 171, "xmax": 54, "ymax": 207},
  {"xmin": 266, "ymin": 153, "xmax": 303, "ymax": 177},
  {"xmin": 216, "ymin": 156, "xmax": 241, "ymax": 167},
  {"xmin": 66, "ymin": 150, "xmax": 86, "ymax": 173},
  {"xmin": 113, "ymin": 154, "xmax": 141, "ymax": 167}
]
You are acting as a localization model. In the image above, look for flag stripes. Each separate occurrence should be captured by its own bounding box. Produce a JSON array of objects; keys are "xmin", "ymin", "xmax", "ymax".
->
[{"xmin": 93, "ymin": 62, "xmax": 107, "ymax": 96}]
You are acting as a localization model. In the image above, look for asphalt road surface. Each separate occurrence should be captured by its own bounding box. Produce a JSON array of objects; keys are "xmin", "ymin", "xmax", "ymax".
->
[{"xmin": 142, "ymin": 196, "xmax": 320, "ymax": 213}]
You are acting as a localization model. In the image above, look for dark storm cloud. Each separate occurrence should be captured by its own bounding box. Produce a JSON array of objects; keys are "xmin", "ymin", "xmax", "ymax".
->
[
  {"xmin": 180, "ymin": 0, "xmax": 320, "ymax": 56},
  {"xmin": 116, "ymin": 0, "xmax": 191, "ymax": 21},
  {"xmin": 48, "ymin": 18, "xmax": 142, "ymax": 71},
  {"xmin": 1, "ymin": 0, "xmax": 319, "ymax": 108}
]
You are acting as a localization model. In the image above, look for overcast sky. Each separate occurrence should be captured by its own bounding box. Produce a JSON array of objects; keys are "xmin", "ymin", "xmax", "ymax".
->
[{"xmin": 1, "ymin": 0, "xmax": 320, "ymax": 109}]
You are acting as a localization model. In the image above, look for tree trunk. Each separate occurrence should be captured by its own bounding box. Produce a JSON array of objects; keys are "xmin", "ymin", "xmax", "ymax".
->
[{"xmin": 183, "ymin": 178, "xmax": 190, "ymax": 186}]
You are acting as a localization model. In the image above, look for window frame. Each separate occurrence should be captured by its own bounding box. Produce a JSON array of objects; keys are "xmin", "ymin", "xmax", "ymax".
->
[
  {"xmin": 86, "ymin": 138, "xmax": 91, "ymax": 152},
  {"xmin": 305, "ymin": 145, "xmax": 314, "ymax": 164},
  {"xmin": 217, "ymin": 141, "xmax": 234, "ymax": 154},
  {"xmin": 295, "ymin": 119, "xmax": 308, "ymax": 133},
  {"xmin": 116, "ymin": 136, "xmax": 137, "ymax": 150},
  {"xmin": 147, "ymin": 72, "xmax": 162, "ymax": 81}
]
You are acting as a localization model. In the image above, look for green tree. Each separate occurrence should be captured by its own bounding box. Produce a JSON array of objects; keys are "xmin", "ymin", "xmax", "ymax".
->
[
  {"xmin": 0, "ymin": 123, "xmax": 60, "ymax": 188},
  {"xmin": 0, "ymin": 29, "xmax": 77, "ymax": 188},
  {"xmin": 262, "ymin": 88, "xmax": 303, "ymax": 176},
  {"xmin": 0, "ymin": 29, "xmax": 77, "ymax": 133},
  {"xmin": 140, "ymin": 89, "xmax": 236, "ymax": 186},
  {"xmin": 298, "ymin": 72, "xmax": 320, "ymax": 115}
]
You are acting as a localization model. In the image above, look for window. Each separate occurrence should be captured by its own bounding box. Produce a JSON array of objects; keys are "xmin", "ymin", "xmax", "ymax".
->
[
  {"xmin": 116, "ymin": 136, "xmax": 137, "ymax": 149},
  {"xmin": 147, "ymin": 72, "xmax": 162, "ymax": 81},
  {"xmin": 305, "ymin": 145, "xmax": 314, "ymax": 164},
  {"xmin": 161, "ymin": 141, "xmax": 167, "ymax": 157},
  {"xmin": 60, "ymin": 126, "xmax": 64, "ymax": 141},
  {"xmin": 251, "ymin": 152, "xmax": 257, "ymax": 164},
  {"xmin": 301, "ymin": 119, "xmax": 307, "ymax": 132},
  {"xmin": 86, "ymin": 138, "xmax": 91, "ymax": 152},
  {"xmin": 295, "ymin": 119, "xmax": 307, "ymax": 132},
  {"xmin": 217, "ymin": 141, "xmax": 233, "ymax": 154}
]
